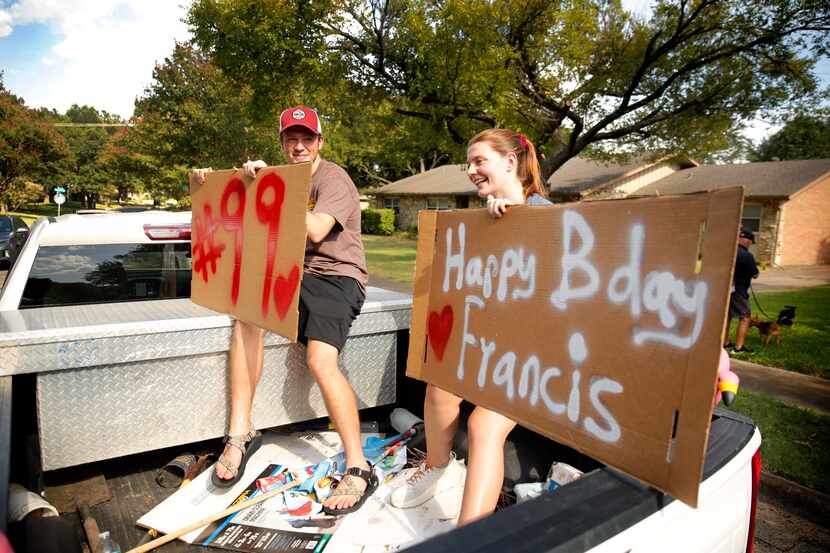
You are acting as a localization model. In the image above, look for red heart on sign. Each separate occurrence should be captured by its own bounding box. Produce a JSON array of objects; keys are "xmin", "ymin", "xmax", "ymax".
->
[
  {"xmin": 274, "ymin": 265, "xmax": 300, "ymax": 320},
  {"xmin": 428, "ymin": 305, "xmax": 454, "ymax": 361}
]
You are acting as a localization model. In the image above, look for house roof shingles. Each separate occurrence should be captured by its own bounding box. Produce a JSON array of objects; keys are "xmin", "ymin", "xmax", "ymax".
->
[
  {"xmin": 637, "ymin": 159, "xmax": 830, "ymax": 198},
  {"xmin": 376, "ymin": 157, "xmax": 668, "ymax": 197},
  {"xmin": 546, "ymin": 156, "xmax": 659, "ymax": 195},
  {"xmin": 376, "ymin": 164, "xmax": 474, "ymax": 196}
]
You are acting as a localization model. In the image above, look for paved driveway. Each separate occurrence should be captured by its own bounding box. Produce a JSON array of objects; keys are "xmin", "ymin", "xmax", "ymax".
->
[{"xmin": 753, "ymin": 264, "xmax": 830, "ymax": 291}]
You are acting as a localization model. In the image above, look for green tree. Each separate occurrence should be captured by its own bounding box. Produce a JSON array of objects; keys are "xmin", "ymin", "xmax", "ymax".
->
[
  {"xmin": 752, "ymin": 113, "xmax": 830, "ymax": 161},
  {"xmin": 131, "ymin": 42, "xmax": 284, "ymax": 170},
  {"xmin": 52, "ymin": 105, "xmax": 125, "ymax": 208},
  {"xmin": 0, "ymin": 75, "xmax": 71, "ymax": 211},
  {"xmin": 188, "ymin": 0, "xmax": 830, "ymax": 179}
]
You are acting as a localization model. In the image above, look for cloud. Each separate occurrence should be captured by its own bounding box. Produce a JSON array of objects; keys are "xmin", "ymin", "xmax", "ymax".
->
[
  {"xmin": 743, "ymin": 119, "xmax": 783, "ymax": 146},
  {"xmin": 4, "ymin": 1, "xmax": 192, "ymax": 119},
  {"xmin": 41, "ymin": 56, "xmax": 55, "ymax": 65},
  {"xmin": 0, "ymin": 10, "xmax": 12, "ymax": 37}
]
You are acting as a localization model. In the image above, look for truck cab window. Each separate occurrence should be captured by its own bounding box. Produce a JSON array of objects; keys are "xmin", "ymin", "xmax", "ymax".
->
[{"xmin": 20, "ymin": 243, "xmax": 192, "ymax": 309}]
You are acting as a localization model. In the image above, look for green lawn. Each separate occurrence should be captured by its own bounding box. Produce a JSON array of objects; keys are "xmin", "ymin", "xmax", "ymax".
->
[
  {"xmin": 730, "ymin": 389, "xmax": 830, "ymax": 493},
  {"xmin": 362, "ymin": 234, "xmax": 417, "ymax": 284},
  {"xmin": 727, "ymin": 286, "xmax": 830, "ymax": 379},
  {"xmin": 4, "ymin": 201, "xmax": 100, "ymax": 225}
]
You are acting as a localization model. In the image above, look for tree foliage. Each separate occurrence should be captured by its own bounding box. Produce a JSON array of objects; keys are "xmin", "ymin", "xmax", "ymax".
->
[
  {"xmin": 752, "ymin": 113, "xmax": 830, "ymax": 161},
  {"xmin": 187, "ymin": 0, "xmax": 830, "ymax": 179},
  {"xmin": 131, "ymin": 42, "xmax": 284, "ymax": 170},
  {"xmin": 46, "ymin": 104, "xmax": 125, "ymax": 208},
  {"xmin": 0, "ymin": 76, "xmax": 71, "ymax": 210}
]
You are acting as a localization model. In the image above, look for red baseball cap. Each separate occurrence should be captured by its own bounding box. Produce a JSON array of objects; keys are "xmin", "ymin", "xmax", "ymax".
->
[{"xmin": 279, "ymin": 105, "xmax": 322, "ymax": 135}]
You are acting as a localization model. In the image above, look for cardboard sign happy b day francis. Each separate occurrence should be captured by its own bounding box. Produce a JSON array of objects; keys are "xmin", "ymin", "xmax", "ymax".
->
[
  {"xmin": 407, "ymin": 188, "xmax": 743, "ymax": 507},
  {"xmin": 190, "ymin": 164, "xmax": 310, "ymax": 339}
]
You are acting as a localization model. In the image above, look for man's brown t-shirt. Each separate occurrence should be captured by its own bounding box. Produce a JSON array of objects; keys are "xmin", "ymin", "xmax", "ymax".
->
[{"xmin": 305, "ymin": 159, "xmax": 368, "ymax": 293}]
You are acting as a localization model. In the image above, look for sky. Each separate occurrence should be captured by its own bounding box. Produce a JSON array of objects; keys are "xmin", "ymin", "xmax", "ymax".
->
[
  {"xmin": 0, "ymin": 0, "xmax": 191, "ymax": 118},
  {"xmin": 0, "ymin": 0, "xmax": 827, "ymax": 145}
]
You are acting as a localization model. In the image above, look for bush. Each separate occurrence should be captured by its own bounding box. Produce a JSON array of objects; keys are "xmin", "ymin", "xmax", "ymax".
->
[
  {"xmin": 404, "ymin": 224, "xmax": 418, "ymax": 239},
  {"xmin": 362, "ymin": 208, "xmax": 396, "ymax": 235},
  {"xmin": 1, "ymin": 179, "xmax": 44, "ymax": 211}
]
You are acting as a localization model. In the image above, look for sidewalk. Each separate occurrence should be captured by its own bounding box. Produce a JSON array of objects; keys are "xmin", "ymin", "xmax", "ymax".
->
[
  {"xmin": 752, "ymin": 264, "xmax": 830, "ymax": 292},
  {"xmin": 730, "ymin": 358, "xmax": 830, "ymax": 415}
]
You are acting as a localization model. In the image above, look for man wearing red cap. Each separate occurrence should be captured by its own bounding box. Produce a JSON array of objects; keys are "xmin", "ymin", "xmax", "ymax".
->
[{"xmin": 191, "ymin": 105, "xmax": 373, "ymax": 514}]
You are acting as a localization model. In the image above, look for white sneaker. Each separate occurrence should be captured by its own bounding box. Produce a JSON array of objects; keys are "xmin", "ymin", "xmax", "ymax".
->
[{"xmin": 389, "ymin": 452, "xmax": 466, "ymax": 509}]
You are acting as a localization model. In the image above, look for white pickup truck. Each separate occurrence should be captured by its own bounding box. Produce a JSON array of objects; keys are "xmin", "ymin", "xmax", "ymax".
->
[{"xmin": 0, "ymin": 211, "xmax": 762, "ymax": 553}]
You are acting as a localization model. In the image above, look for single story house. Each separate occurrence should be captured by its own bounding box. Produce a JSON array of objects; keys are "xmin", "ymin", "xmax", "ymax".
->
[
  {"xmin": 636, "ymin": 159, "xmax": 830, "ymax": 266},
  {"xmin": 546, "ymin": 155, "xmax": 698, "ymax": 201},
  {"xmin": 373, "ymin": 155, "xmax": 830, "ymax": 266},
  {"xmin": 373, "ymin": 165, "xmax": 479, "ymax": 230},
  {"xmin": 374, "ymin": 155, "xmax": 696, "ymax": 229}
]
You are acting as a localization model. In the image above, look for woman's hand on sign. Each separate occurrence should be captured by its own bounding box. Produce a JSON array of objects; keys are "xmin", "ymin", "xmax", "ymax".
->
[
  {"xmin": 189, "ymin": 168, "xmax": 213, "ymax": 188},
  {"xmin": 487, "ymin": 195, "xmax": 514, "ymax": 219},
  {"xmin": 243, "ymin": 159, "xmax": 267, "ymax": 178}
]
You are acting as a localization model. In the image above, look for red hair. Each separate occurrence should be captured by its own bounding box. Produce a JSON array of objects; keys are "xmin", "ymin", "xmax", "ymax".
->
[{"xmin": 468, "ymin": 129, "xmax": 546, "ymax": 200}]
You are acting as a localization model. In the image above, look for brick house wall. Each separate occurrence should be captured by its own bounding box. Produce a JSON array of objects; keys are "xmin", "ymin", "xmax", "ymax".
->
[
  {"xmin": 777, "ymin": 176, "xmax": 830, "ymax": 265},
  {"xmin": 376, "ymin": 194, "xmax": 483, "ymax": 229},
  {"xmin": 748, "ymin": 199, "xmax": 782, "ymax": 267}
]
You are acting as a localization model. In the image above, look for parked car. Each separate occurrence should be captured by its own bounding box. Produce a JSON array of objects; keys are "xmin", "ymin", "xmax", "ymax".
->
[{"xmin": 0, "ymin": 215, "xmax": 29, "ymax": 269}]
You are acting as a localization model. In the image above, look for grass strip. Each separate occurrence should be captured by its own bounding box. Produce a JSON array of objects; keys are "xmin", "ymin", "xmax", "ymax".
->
[
  {"xmin": 728, "ymin": 285, "xmax": 830, "ymax": 378},
  {"xmin": 730, "ymin": 388, "xmax": 830, "ymax": 493}
]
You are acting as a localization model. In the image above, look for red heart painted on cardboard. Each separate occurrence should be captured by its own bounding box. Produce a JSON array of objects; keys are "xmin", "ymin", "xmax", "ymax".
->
[
  {"xmin": 428, "ymin": 305, "xmax": 454, "ymax": 361},
  {"xmin": 274, "ymin": 265, "xmax": 300, "ymax": 320}
]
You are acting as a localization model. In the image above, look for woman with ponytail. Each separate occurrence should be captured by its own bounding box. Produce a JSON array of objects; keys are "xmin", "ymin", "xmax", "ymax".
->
[{"xmin": 389, "ymin": 129, "xmax": 552, "ymax": 524}]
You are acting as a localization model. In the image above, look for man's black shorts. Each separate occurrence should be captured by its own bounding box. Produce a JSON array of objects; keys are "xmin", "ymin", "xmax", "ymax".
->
[
  {"xmin": 729, "ymin": 291, "xmax": 751, "ymax": 319},
  {"xmin": 297, "ymin": 272, "xmax": 365, "ymax": 352}
]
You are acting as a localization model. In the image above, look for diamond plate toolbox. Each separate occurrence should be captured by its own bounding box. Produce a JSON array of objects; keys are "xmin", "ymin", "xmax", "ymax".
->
[{"xmin": 0, "ymin": 289, "xmax": 412, "ymax": 470}]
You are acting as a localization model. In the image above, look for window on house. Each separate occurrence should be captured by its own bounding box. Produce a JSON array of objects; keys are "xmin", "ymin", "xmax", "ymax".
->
[
  {"xmin": 382, "ymin": 197, "xmax": 400, "ymax": 214},
  {"xmin": 741, "ymin": 203, "xmax": 762, "ymax": 233},
  {"xmin": 425, "ymin": 197, "xmax": 450, "ymax": 210}
]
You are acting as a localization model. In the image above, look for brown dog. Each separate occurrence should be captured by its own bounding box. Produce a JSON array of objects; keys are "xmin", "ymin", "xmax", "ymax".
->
[{"xmin": 749, "ymin": 317, "xmax": 781, "ymax": 347}]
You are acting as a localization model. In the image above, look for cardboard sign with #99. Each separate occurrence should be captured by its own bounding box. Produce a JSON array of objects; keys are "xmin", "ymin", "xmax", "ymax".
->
[
  {"xmin": 190, "ymin": 164, "xmax": 311, "ymax": 340},
  {"xmin": 407, "ymin": 188, "xmax": 743, "ymax": 507}
]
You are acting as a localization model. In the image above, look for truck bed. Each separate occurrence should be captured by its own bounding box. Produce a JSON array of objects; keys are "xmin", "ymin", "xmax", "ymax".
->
[{"xmin": 10, "ymin": 396, "xmax": 755, "ymax": 553}]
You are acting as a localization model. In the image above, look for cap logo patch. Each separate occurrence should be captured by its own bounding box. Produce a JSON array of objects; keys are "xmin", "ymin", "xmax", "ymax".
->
[{"xmin": 292, "ymin": 109, "xmax": 306, "ymax": 120}]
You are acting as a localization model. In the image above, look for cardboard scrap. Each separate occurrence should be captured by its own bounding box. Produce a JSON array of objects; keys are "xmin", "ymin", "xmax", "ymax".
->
[
  {"xmin": 137, "ymin": 431, "xmax": 459, "ymax": 552},
  {"xmin": 138, "ymin": 432, "xmax": 354, "ymax": 546},
  {"xmin": 407, "ymin": 189, "xmax": 744, "ymax": 507},
  {"xmin": 190, "ymin": 164, "xmax": 311, "ymax": 340}
]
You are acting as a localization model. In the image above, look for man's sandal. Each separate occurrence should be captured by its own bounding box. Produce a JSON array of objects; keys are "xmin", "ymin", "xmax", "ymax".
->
[
  {"xmin": 211, "ymin": 430, "xmax": 262, "ymax": 489},
  {"xmin": 322, "ymin": 466, "xmax": 379, "ymax": 516}
]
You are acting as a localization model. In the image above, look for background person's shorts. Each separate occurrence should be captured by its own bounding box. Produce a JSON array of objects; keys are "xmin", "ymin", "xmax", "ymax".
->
[
  {"xmin": 297, "ymin": 273, "xmax": 365, "ymax": 352},
  {"xmin": 728, "ymin": 291, "xmax": 751, "ymax": 318}
]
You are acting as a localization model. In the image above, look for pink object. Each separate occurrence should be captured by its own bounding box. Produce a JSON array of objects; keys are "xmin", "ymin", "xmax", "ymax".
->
[
  {"xmin": 714, "ymin": 348, "xmax": 740, "ymax": 407},
  {"xmin": 0, "ymin": 531, "xmax": 12, "ymax": 553},
  {"xmin": 256, "ymin": 472, "xmax": 288, "ymax": 492}
]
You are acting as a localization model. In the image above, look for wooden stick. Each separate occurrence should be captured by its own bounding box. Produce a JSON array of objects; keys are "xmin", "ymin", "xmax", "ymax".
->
[{"xmin": 126, "ymin": 479, "xmax": 300, "ymax": 553}]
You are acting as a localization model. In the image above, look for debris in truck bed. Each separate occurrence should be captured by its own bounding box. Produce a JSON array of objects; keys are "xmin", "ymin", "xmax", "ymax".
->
[
  {"xmin": 137, "ymin": 431, "xmax": 466, "ymax": 552},
  {"xmin": 44, "ymin": 472, "xmax": 111, "ymax": 513}
]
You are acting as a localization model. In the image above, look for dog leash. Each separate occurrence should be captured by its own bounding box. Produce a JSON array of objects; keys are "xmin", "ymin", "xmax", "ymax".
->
[{"xmin": 749, "ymin": 286, "xmax": 774, "ymax": 320}]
